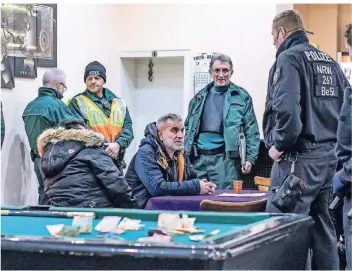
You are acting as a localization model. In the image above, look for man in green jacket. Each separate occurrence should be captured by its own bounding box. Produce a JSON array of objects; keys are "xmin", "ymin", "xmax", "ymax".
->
[
  {"xmin": 184, "ymin": 54, "xmax": 260, "ymax": 189},
  {"xmin": 22, "ymin": 68, "xmax": 77, "ymax": 204},
  {"xmin": 67, "ymin": 61, "xmax": 134, "ymax": 170}
]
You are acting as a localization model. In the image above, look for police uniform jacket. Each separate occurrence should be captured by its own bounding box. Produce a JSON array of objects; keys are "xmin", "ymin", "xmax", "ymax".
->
[{"xmin": 263, "ymin": 30, "xmax": 350, "ymax": 152}]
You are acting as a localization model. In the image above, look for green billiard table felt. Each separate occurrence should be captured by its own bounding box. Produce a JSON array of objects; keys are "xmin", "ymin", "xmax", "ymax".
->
[{"xmin": 1, "ymin": 215, "xmax": 247, "ymax": 246}]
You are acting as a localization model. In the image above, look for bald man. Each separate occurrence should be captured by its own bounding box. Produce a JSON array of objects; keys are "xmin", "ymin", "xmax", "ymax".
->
[{"xmin": 23, "ymin": 68, "xmax": 77, "ymax": 204}]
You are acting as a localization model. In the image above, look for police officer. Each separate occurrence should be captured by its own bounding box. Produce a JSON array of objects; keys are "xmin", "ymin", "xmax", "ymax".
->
[
  {"xmin": 332, "ymin": 23, "xmax": 352, "ymax": 271},
  {"xmin": 184, "ymin": 54, "xmax": 260, "ymax": 189},
  {"xmin": 263, "ymin": 10, "xmax": 350, "ymax": 270}
]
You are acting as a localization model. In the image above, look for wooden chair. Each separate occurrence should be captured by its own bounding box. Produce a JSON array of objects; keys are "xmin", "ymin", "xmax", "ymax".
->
[
  {"xmin": 254, "ymin": 176, "xmax": 271, "ymax": 191},
  {"xmin": 200, "ymin": 198, "xmax": 267, "ymax": 212}
]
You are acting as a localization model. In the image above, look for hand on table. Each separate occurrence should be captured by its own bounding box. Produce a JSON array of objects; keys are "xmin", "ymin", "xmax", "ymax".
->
[
  {"xmin": 199, "ymin": 179, "xmax": 217, "ymax": 195},
  {"xmin": 269, "ymin": 146, "xmax": 284, "ymax": 162},
  {"xmin": 105, "ymin": 142, "xmax": 120, "ymax": 159},
  {"xmin": 241, "ymin": 161, "xmax": 253, "ymax": 174}
]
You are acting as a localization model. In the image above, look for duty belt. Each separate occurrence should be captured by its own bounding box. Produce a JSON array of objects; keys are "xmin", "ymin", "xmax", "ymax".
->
[
  {"xmin": 287, "ymin": 141, "xmax": 336, "ymax": 155},
  {"xmin": 197, "ymin": 145, "xmax": 225, "ymax": 155}
]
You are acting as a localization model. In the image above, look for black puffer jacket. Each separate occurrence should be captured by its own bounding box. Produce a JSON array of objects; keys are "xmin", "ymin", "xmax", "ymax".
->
[{"xmin": 37, "ymin": 127, "xmax": 137, "ymax": 208}]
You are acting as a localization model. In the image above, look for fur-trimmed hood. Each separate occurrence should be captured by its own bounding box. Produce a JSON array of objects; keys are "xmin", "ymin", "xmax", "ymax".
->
[
  {"xmin": 38, "ymin": 127, "xmax": 105, "ymax": 178},
  {"xmin": 37, "ymin": 127, "xmax": 105, "ymax": 157}
]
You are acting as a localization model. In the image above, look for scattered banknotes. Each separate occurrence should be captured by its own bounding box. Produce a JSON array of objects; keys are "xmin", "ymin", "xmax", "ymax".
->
[
  {"xmin": 46, "ymin": 224, "xmax": 64, "ymax": 236},
  {"xmin": 118, "ymin": 217, "xmax": 143, "ymax": 231},
  {"xmin": 72, "ymin": 216, "xmax": 93, "ymax": 233},
  {"xmin": 60, "ymin": 225, "xmax": 81, "ymax": 237},
  {"xmin": 95, "ymin": 216, "xmax": 122, "ymax": 233},
  {"xmin": 157, "ymin": 213, "xmax": 182, "ymax": 230}
]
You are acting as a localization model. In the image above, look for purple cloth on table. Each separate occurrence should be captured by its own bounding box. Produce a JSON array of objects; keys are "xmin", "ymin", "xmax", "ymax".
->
[{"xmin": 145, "ymin": 190, "xmax": 268, "ymax": 212}]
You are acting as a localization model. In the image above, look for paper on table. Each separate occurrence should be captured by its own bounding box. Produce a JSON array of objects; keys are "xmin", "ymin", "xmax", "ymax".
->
[
  {"xmin": 158, "ymin": 213, "xmax": 182, "ymax": 230},
  {"xmin": 46, "ymin": 224, "xmax": 64, "ymax": 236},
  {"xmin": 72, "ymin": 216, "xmax": 93, "ymax": 233},
  {"xmin": 117, "ymin": 217, "xmax": 143, "ymax": 231},
  {"xmin": 95, "ymin": 216, "xmax": 122, "ymax": 233},
  {"xmin": 216, "ymin": 193, "xmax": 267, "ymax": 197}
]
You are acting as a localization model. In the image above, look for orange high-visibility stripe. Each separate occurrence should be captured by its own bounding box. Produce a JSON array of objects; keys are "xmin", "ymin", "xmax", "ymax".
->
[{"xmin": 75, "ymin": 95, "xmax": 126, "ymax": 141}]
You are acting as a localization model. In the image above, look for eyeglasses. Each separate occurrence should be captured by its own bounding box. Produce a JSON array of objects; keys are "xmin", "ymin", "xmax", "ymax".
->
[
  {"xmin": 57, "ymin": 82, "xmax": 67, "ymax": 92},
  {"xmin": 211, "ymin": 68, "xmax": 231, "ymax": 75}
]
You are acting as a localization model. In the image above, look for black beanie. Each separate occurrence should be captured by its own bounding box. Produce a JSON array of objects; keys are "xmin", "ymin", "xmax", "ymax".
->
[{"xmin": 84, "ymin": 61, "xmax": 106, "ymax": 82}]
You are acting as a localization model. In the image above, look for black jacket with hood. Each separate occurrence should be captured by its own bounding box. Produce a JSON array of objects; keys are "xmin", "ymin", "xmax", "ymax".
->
[
  {"xmin": 125, "ymin": 122, "xmax": 201, "ymax": 208},
  {"xmin": 37, "ymin": 127, "xmax": 137, "ymax": 208}
]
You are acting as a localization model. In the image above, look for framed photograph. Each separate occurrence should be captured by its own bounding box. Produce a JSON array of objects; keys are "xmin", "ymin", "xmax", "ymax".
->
[
  {"xmin": 14, "ymin": 57, "xmax": 37, "ymax": 78},
  {"xmin": 1, "ymin": 55, "xmax": 15, "ymax": 89},
  {"xmin": 1, "ymin": 4, "xmax": 57, "ymax": 68},
  {"xmin": 35, "ymin": 4, "xmax": 57, "ymax": 67}
]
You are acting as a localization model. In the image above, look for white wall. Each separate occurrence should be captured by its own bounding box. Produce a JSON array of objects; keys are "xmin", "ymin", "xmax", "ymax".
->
[
  {"xmin": 123, "ymin": 57, "xmax": 185, "ymax": 165},
  {"xmin": 1, "ymin": 4, "xmax": 122, "ymax": 205},
  {"xmin": 1, "ymin": 3, "xmax": 280, "ymax": 205},
  {"xmin": 277, "ymin": 3, "xmax": 294, "ymax": 14},
  {"xmin": 113, "ymin": 3, "xmax": 277, "ymax": 133}
]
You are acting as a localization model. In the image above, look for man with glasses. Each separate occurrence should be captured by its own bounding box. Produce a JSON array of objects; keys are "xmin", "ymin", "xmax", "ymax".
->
[
  {"xmin": 22, "ymin": 68, "xmax": 76, "ymax": 204},
  {"xmin": 67, "ymin": 61, "xmax": 133, "ymax": 171},
  {"xmin": 184, "ymin": 54, "xmax": 260, "ymax": 189}
]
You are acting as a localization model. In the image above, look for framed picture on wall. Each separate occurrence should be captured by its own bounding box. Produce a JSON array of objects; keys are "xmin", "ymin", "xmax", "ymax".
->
[
  {"xmin": 1, "ymin": 4, "xmax": 57, "ymax": 68},
  {"xmin": 14, "ymin": 57, "xmax": 37, "ymax": 78},
  {"xmin": 35, "ymin": 4, "xmax": 57, "ymax": 68},
  {"xmin": 1, "ymin": 55, "xmax": 15, "ymax": 89},
  {"xmin": 1, "ymin": 4, "xmax": 39, "ymax": 58}
]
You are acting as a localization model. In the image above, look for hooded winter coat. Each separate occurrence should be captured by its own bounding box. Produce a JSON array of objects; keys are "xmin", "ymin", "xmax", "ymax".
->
[{"xmin": 37, "ymin": 127, "xmax": 137, "ymax": 208}]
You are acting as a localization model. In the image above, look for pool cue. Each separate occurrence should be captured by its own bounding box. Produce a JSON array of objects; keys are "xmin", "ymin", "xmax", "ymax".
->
[{"xmin": 0, "ymin": 210, "xmax": 95, "ymax": 218}]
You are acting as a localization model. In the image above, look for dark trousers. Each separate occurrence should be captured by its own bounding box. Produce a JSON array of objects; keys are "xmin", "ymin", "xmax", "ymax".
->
[
  {"xmin": 344, "ymin": 195, "xmax": 352, "ymax": 270},
  {"xmin": 34, "ymin": 157, "xmax": 45, "ymax": 205},
  {"xmin": 192, "ymin": 152, "xmax": 242, "ymax": 189},
  {"xmin": 266, "ymin": 147, "xmax": 339, "ymax": 270}
]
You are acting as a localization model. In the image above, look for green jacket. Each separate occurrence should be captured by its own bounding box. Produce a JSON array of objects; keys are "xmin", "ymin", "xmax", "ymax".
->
[
  {"xmin": 1, "ymin": 102, "xmax": 4, "ymax": 148},
  {"xmin": 184, "ymin": 82, "xmax": 260, "ymax": 164},
  {"xmin": 22, "ymin": 87, "xmax": 76, "ymax": 157},
  {"xmin": 67, "ymin": 88, "xmax": 134, "ymax": 149}
]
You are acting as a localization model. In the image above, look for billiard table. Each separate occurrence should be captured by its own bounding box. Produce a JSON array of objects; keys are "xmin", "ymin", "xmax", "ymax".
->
[{"xmin": 1, "ymin": 205, "xmax": 314, "ymax": 270}]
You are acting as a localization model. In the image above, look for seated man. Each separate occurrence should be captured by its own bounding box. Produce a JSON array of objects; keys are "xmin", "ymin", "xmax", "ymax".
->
[
  {"xmin": 37, "ymin": 119, "xmax": 137, "ymax": 208},
  {"xmin": 125, "ymin": 113, "xmax": 216, "ymax": 208}
]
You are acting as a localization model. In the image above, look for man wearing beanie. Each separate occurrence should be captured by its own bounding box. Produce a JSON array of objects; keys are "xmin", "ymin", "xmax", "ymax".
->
[{"xmin": 68, "ymin": 61, "xmax": 133, "ymax": 170}]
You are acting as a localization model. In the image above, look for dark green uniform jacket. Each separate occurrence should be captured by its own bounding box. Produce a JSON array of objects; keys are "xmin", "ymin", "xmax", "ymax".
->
[
  {"xmin": 184, "ymin": 82, "xmax": 260, "ymax": 164},
  {"xmin": 22, "ymin": 87, "xmax": 76, "ymax": 158}
]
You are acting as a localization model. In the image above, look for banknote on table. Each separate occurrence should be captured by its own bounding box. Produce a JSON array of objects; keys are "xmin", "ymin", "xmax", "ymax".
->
[
  {"xmin": 157, "ymin": 213, "xmax": 182, "ymax": 230},
  {"xmin": 60, "ymin": 225, "xmax": 81, "ymax": 237},
  {"xmin": 95, "ymin": 216, "xmax": 122, "ymax": 233},
  {"xmin": 72, "ymin": 216, "xmax": 93, "ymax": 233},
  {"xmin": 117, "ymin": 217, "xmax": 143, "ymax": 231},
  {"xmin": 46, "ymin": 224, "xmax": 64, "ymax": 236}
]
